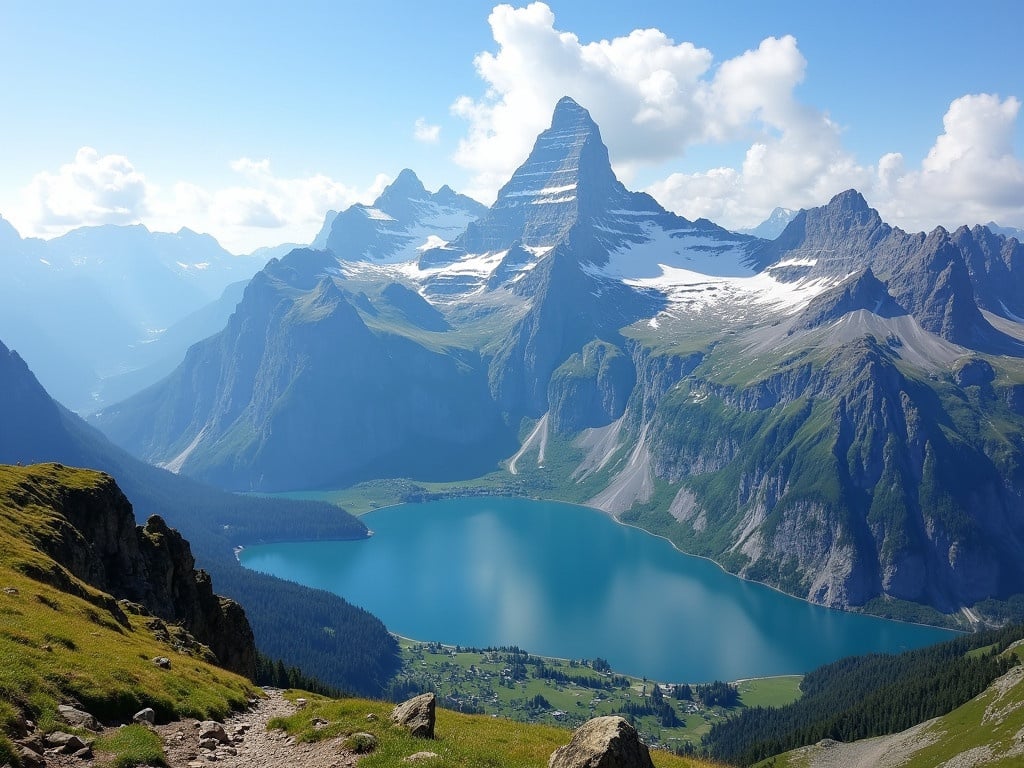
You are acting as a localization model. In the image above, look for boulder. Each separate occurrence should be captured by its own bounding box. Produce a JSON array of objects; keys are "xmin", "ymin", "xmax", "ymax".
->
[
  {"xmin": 153, "ymin": 656, "xmax": 172, "ymax": 669},
  {"xmin": 19, "ymin": 745, "xmax": 45, "ymax": 768},
  {"xmin": 198, "ymin": 721, "xmax": 228, "ymax": 744},
  {"xmin": 57, "ymin": 705, "xmax": 99, "ymax": 731},
  {"xmin": 390, "ymin": 693, "xmax": 435, "ymax": 739},
  {"xmin": 548, "ymin": 716, "xmax": 654, "ymax": 768},
  {"xmin": 133, "ymin": 707, "xmax": 156, "ymax": 725}
]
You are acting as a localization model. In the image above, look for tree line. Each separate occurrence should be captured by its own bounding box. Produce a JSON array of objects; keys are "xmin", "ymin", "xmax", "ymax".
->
[{"xmin": 702, "ymin": 624, "xmax": 1024, "ymax": 765}]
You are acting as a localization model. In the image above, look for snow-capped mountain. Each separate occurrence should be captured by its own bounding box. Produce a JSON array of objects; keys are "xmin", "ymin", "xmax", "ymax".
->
[
  {"xmin": 323, "ymin": 169, "xmax": 486, "ymax": 264},
  {"xmin": 738, "ymin": 207, "xmax": 799, "ymax": 239},
  {"xmin": 92, "ymin": 97, "xmax": 1024, "ymax": 623}
]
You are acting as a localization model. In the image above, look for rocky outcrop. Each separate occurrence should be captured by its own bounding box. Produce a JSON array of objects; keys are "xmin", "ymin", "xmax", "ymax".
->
[
  {"xmin": 15, "ymin": 463, "xmax": 256, "ymax": 677},
  {"xmin": 548, "ymin": 716, "xmax": 654, "ymax": 768},
  {"xmin": 548, "ymin": 340, "xmax": 635, "ymax": 433},
  {"xmin": 639, "ymin": 335, "xmax": 1024, "ymax": 610},
  {"xmin": 390, "ymin": 693, "xmax": 436, "ymax": 739}
]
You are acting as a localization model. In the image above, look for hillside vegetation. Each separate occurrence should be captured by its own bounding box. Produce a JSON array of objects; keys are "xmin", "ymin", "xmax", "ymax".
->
[
  {"xmin": 0, "ymin": 463, "xmax": 258, "ymax": 765},
  {"xmin": 268, "ymin": 689, "xmax": 718, "ymax": 768},
  {"xmin": 703, "ymin": 624, "xmax": 1024, "ymax": 765},
  {"xmin": 760, "ymin": 641, "xmax": 1024, "ymax": 768}
]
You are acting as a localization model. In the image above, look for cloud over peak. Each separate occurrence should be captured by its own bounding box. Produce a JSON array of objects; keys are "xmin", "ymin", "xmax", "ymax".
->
[{"xmin": 453, "ymin": 3, "xmax": 1024, "ymax": 234}]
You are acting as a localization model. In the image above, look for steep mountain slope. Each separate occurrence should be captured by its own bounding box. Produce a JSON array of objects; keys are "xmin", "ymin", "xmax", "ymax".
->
[
  {"xmin": 96, "ymin": 98, "xmax": 752, "ymax": 490},
  {"xmin": 0, "ymin": 462, "xmax": 259, "ymax": 765},
  {"xmin": 91, "ymin": 98, "xmax": 1024, "ymax": 620},
  {"xmin": 759, "ymin": 641, "xmax": 1024, "ymax": 768},
  {"xmin": 325, "ymin": 168, "xmax": 486, "ymax": 263},
  {"xmin": 0, "ymin": 338, "xmax": 400, "ymax": 694}
]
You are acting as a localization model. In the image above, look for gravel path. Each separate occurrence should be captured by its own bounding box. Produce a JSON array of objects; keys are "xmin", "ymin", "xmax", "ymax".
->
[
  {"xmin": 783, "ymin": 721, "xmax": 939, "ymax": 768},
  {"xmin": 156, "ymin": 689, "xmax": 359, "ymax": 768}
]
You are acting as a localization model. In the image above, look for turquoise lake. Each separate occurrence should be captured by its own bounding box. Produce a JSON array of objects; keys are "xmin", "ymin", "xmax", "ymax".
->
[{"xmin": 239, "ymin": 496, "xmax": 957, "ymax": 682}]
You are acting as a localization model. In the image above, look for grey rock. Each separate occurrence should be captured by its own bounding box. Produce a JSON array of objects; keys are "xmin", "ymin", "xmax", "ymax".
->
[
  {"xmin": 548, "ymin": 716, "xmax": 654, "ymax": 768},
  {"xmin": 71, "ymin": 746, "xmax": 93, "ymax": 759},
  {"xmin": 133, "ymin": 707, "xmax": 156, "ymax": 725},
  {"xmin": 152, "ymin": 656, "xmax": 171, "ymax": 669},
  {"xmin": 16, "ymin": 736, "xmax": 42, "ymax": 755},
  {"xmin": 198, "ymin": 738, "xmax": 221, "ymax": 751},
  {"xmin": 58, "ymin": 705, "xmax": 99, "ymax": 731},
  {"xmin": 44, "ymin": 732, "xmax": 76, "ymax": 747},
  {"xmin": 59, "ymin": 736, "xmax": 88, "ymax": 755},
  {"xmin": 198, "ymin": 721, "xmax": 228, "ymax": 744},
  {"xmin": 19, "ymin": 746, "xmax": 45, "ymax": 768},
  {"xmin": 390, "ymin": 693, "xmax": 436, "ymax": 739}
]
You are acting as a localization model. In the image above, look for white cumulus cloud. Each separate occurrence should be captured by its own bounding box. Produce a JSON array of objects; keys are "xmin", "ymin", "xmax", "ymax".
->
[
  {"xmin": 413, "ymin": 118, "xmax": 441, "ymax": 143},
  {"xmin": 10, "ymin": 150, "xmax": 391, "ymax": 253},
  {"xmin": 15, "ymin": 147, "xmax": 152, "ymax": 233},
  {"xmin": 453, "ymin": 3, "xmax": 1024, "ymax": 233},
  {"xmin": 871, "ymin": 94, "xmax": 1024, "ymax": 232}
]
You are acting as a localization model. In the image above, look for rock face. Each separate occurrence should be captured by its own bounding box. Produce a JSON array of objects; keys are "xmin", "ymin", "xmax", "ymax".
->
[
  {"xmin": 390, "ymin": 693, "xmax": 436, "ymax": 739},
  {"xmin": 85, "ymin": 98, "xmax": 1024, "ymax": 617},
  {"xmin": 548, "ymin": 716, "xmax": 654, "ymax": 768},
  {"xmin": 14, "ymin": 463, "xmax": 256, "ymax": 678}
]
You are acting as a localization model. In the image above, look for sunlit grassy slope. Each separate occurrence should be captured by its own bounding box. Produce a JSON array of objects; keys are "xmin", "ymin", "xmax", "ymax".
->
[
  {"xmin": 759, "ymin": 643, "xmax": 1024, "ymax": 768},
  {"xmin": 269, "ymin": 690, "xmax": 724, "ymax": 768},
  {"xmin": 0, "ymin": 463, "xmax": 258, "ymax": 765}
]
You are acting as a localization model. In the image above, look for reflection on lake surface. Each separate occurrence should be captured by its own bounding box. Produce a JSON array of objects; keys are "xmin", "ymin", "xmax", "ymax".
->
[{"xmin": 240, "ymin": 497, "xmax": 957, "ymax": 681}]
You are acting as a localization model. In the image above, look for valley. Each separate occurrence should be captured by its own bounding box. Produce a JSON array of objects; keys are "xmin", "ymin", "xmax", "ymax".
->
[
  {"xmin": 5, "ymin": 5, "xmax": 1024, "ymax": 767},
  {"xmin": 239, "ymin": 497, "xmax": 956, "ymax": 683}
]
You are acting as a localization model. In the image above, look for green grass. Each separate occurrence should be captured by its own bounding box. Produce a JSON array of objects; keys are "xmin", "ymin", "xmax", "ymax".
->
[
  {"xmin": 269, "ymin": 690, "xmax": 719, "ymax": 768},
  {"xmin": 393, "ymin": 640, "xmax": 802, "ymax": 753},
  {"xmin": 95, "ymin": 724, "xmax": 167, "ymax": 768},
  {"xmin": 734, "ymin": 676, "xmax": 803, "ymax": 709},
  {"xmin": 0, "ymin": 463, "xmax": 259, "ymax": 760}
]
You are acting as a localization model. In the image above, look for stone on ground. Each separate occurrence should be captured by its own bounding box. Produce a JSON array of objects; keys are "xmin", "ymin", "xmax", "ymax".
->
[
  {"xmin": 57, "ymin": 704, "xmax": 99, "ymax": 731},
  {"xmin": 390, "ymin": 693, "xmax": 436, "ymax": 739},
  {"xmin": 548, "ymin": 716, "xmax": 654, "ymax": 768}
]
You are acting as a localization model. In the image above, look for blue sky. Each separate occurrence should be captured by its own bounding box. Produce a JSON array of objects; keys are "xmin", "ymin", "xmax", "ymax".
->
[{"xmin": 2, "ymin": 1, "xmax": 1022, "ymax": 252}]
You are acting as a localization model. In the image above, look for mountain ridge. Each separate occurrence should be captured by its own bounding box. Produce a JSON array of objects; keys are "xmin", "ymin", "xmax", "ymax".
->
[{"xmin": 89, "ymin": 98, "xmax": 1024, "ymax": 622}]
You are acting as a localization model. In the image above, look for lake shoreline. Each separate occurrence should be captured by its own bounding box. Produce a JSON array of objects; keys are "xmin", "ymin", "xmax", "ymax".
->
[
  {"xmin": 255, "ymin": 488, "xmax": 966, "ymax": 635},
  {"xmin": 238, "ymin": 496, "xmax": 957, "ymax": 682}
]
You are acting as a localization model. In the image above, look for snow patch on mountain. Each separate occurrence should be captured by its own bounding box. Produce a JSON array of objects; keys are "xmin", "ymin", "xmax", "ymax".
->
[
  {"xmin": 626, "ymin": 264, "xmax": 843, "ymax": 317},
  {"xmin": 589, "ymin": 222, "xmax": 756, "ymax": 280}
]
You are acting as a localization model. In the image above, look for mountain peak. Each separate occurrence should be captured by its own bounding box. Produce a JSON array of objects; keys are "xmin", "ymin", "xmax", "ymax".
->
[
  {"xmin": 456, "ymin": 97, "xmax": 626, "ymax": 252},
  {"xmin": 378, "ymin": 169, "xmax": 428, "ymax": 204},
  {"xmin": 827, "ymin": 189, "xmax": 871, "ymax": 214},
  {"xmin": 550, "ymin": 96, "xmax": 594, "ymax": 129}
]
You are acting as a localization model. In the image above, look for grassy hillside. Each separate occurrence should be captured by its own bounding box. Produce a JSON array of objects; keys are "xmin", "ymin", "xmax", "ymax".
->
[
  {"xmin": 0, "ymin": 463, "xmax": 258, "ymax": 765},
  {"xmin": 759, "ymin": 643, "xmax": 1024, "ymax": 768},
  {"xmin": 390, "ymin": 640, "xmax": 801, "ymax": 753},
  {"xmin": 269, "ymin": 689, "xmax": 722, "ymax": 768}
]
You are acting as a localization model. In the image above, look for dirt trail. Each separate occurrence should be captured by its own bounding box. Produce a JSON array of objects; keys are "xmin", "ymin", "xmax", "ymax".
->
[
  {"xmin": 155, "ymin": 689, "xmax": 357, "ymax": 768},
  {"xmin": 784, "ymin": 721, "xmax": 939, "ymax": 768},
  {"xmin": 61, "ymin": 689, "xmax": 355, "ymax": 768}
]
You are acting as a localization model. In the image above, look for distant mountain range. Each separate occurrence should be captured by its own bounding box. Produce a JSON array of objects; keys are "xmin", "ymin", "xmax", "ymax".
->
[
  {"xmin": 0, "ymin": 220, "xmax": 266, "ymax": 411},
  {"xmin": 8, "ymin": 96, "xmax": 1024, "ymax": 623},
  {"xmin": 0, "ymin": 337, "xmax": 400, "ymax": 693},
  {"xmin": 737, "ymin": 206, "xmax": 798, "ymax": 239}
]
